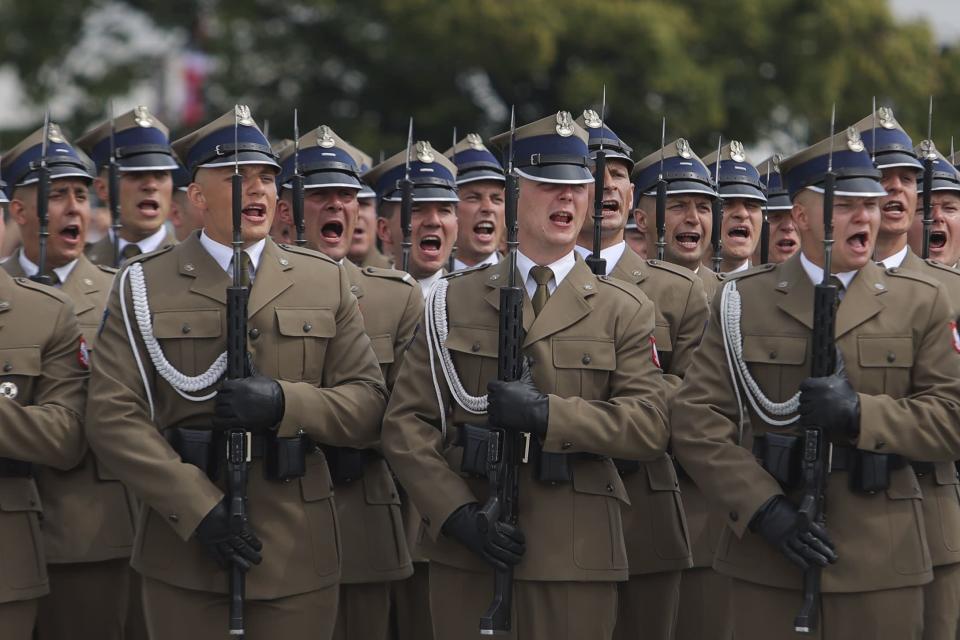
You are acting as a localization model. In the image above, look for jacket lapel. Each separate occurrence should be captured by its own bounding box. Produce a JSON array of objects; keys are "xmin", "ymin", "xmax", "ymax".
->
[
  {"xmin": 483, "ymin": 260, "xmax": 535, "ymax": 335},
  {"xmin": 61, "ymin": 256, "xmax": 99, "ymax": 316},
  {"xmin": 522, "ymin": 259, "xmax": 595, "ymax": 347},
  {"xmin": 181, "ymin": 235, "xmax": 228, "ymax": 305},
  {"xmin": 609, "ymin": 247, "xmax": 647, "ymax": 285},
  {"xmin": 247, "ymin": 240, "xmax": 294, "ymax": 318},
  {"xmin": 835, "ymin": 261, "xmax": 886, "ymax": 339},
  {"xmin": 774, "ymin": 255, "xmax": 815, "ymax": 330}
]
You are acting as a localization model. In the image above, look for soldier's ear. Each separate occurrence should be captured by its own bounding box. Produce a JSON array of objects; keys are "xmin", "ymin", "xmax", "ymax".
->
[
  {"xmin": 187, "ymin": 183, "xmax": 206, "ymax": 211},
  {"xmin": 92, "ymin": 176, "xmax": 109, "ymax": 203},
  {"xmin": 7, "ymin": 198, "xmax": 27, "ymax": 226},
  {"xmin": 275, "ymin": 199, "xmax": 293, "ymax": 226},
  {"xmin": 791, "ymin": 200, "xmax": 807, "ymax": 231},
  {"xmin": 376, "ymin": 216, "xmax": 392, "ymax": 245},
  {"xmin": 633, "ymin": 207, "xmax": 646, "ymax": 231}
]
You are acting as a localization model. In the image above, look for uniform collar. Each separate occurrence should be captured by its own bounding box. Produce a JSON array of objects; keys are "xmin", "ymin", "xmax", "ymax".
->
[
  {"xmin": 418, "ymin": 269, "xmax": 444, "ymax": 299},
  {"xmin": 799, "ymin": 251, "xmax": 857, "ymax": 289},
  {"xmin": 453, "ymin": 251, "xmax": 499, "ymax": 272},
  {"xmin": 516, "ymin": 249, "xmax": 577, "ymax": 299},
  {"xmin": 111, "ymin": 225, "xmax": 170, "ymax": 255},
  {"xmin": 573, "ymin": 241, "xmax": 627, "ymax": 276},
  {"xmin": 875, "ymin": 244, "xmax": 909, "ymax": 269},
  {"xmin": 727, "ymin": 260, "xmax": 751, "ymax": 274},
  {"xmin": 18, "ymin": 249, "xmax": 77, "ymax": 284},
  {"xmin": 199, "ymin": 230, "xmax": 266, "ymax": 274}
]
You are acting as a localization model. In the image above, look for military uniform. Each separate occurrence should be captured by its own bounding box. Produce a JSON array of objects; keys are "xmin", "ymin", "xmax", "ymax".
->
[
  {"xmin": 84, "ymin": 108, "xmax": 388, "ymax": 640},
  {"xmin": 382, "ymin": 113, "xmax": 670, "ymax": 640},
  {"xmin": 672, "ymin": 129, "xmax": 960, "ymax": 639}
]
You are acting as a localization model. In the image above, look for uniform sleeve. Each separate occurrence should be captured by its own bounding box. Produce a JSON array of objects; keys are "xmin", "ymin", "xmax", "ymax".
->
[
  {"xmin": 385, "ymin": 284, "xmax": 424, "ymax": 392},
  {"xmin": 0, "ymin": 299, "xmax": 86, "ymax": 470},
  {"xmin": 666, "ymin": 275, "xmax": 709, "ymax": 382},
  {"xmin": 857, "ymin": 283, "xmax": 960, "ymax": 460},
  {"xmin": 85, "ymin": 274, "xmax": 222, "ymax": 540},
  {"xmin": 670, "ymin": 292, "xmax": 783, "ymax": 537},
  {"xmin": 276, "ymin": 264, "xmax": 388, "ymax": 445},
  {"xmin": 541, "ymin": 296, "xmax": 671, "ymax": 460},
  {"xmin": 381, "ymin": 320, "xmax": 478, "ymax": 542}
]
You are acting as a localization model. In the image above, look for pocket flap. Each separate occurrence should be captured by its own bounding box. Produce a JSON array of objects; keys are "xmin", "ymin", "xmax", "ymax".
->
[
  {"xmin": 887, "ymin": 467, "xmax": 923, "ymax": 500},
  {"xmin": 0, "ymin": 478, "xmax": 41, "ymax": 512},
  {"xmin": 645, "ymin": 454, "xmax": 680, "ymax": 492},
  {"xmin": 300, "ymin": 452, "xmax": 334, "ymax": 502},
  {"xmin": 0, "ymin": 347, "xmax": 42, "ymax": 376},
  {"xmin": 742, "ymin": 335, "xmax": 808, "ymax": 365},
  {"xmin": 653, "ymin": 323, "xmax": 673, "ymax": 353},
  {"xmin": 935, "ymin": 461, "xmax": 959, "ymax": 486},
  {"xmin": 858, "ymin": 336, "xmax": 913, "ymax": 368},
  {"xmin": 364, "ymin": 461, "xmax": 402, "ymax": 505},
  {"xmin": 369, "ymin": 334, "xmax": 395, "ymax": 365},
  {"xmin": 276, "ymin": 308, "xmax": 336, "ymax": 338},
  {"xmin": 153, "ymin": 309, "xmax": 222, "ymax": 339},
  {"xmin": 445, "ymin": 325, "xmax": 498, "ymax": 357},
  {"xmin": 572, "ymin": 459, "xmax": 629, "ymax": 503},
  {"xmin": 553, "ymin": 338, "xmax": 616, "ymax": 370}
]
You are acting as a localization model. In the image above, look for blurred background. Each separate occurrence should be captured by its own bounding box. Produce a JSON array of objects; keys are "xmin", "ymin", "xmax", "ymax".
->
[{"xmin": 0, "ymin": 0, "xmax": 958, "ymax": 160}]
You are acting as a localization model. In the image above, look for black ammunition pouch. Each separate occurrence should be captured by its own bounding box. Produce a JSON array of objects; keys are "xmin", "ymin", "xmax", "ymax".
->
[
  {"xmin": 911, "ymin": 461, "xmax": 935, "ymax": 478},
  {"xmin": 321, "ymin": 446, "xmax": 378, "ymax": 486},
  {"xmin": 458, "ymin": 424, "xmax": 492, "ymax": 477},
  {"xmin": 169, "ymin": 428, "xmax": 222, "ymax": 481},
  {"xmin": 170, "ymin": 427, "xmax": 309, "ymax": 483},
  {"xmin": 613, "ymin": 458, "xmax": 642, "ymax": 476},
  {"xmin": 752, "ymin": 432, "xmax": 803, "ymax": 491},
  {"xmin": 265, "ymin": 434, "xmax": 309, "ymax": 482},
  {"xmin": 456, "ymin": 424, "xmax": 578, "ymax": 485},
  {"xmin": 0, "ymin": 457, "xmax": 32, "ymax": 478}
]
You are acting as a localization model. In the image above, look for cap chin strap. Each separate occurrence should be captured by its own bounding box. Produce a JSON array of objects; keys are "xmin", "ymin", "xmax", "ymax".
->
[
  {"xmin": 719, "ymin": 279, "xmax": 800, "ymax": 442},
  {"xmin": 119, "ymin": 262, "xmax": 227, "ymax": 421},
  {"xmin": 425, "ymin": 277, "xmax": 488, "ymax": 439}
]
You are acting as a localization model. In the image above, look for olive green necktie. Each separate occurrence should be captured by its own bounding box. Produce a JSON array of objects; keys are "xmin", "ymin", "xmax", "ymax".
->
[
  {"xmin": 829, "ymin": 274, "xmax": 845, "ymax": 303},
  {"xmin": 236, "ymin": 252, "xmax": 253, "ymax": 287},
  {"xmin": 530, "ymin": 265, "xmax": 554, "ymax": 316},
  {"xmin": 46, "ymin": 271, "xmax": 60, "ymax": 286},
  {"xmin": 120, "ymin": 244, "xmax": 142, "ymax": 263}
]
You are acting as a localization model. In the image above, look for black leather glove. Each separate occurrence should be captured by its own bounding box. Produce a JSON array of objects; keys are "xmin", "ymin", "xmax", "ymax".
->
[
  {"xmin": 441, "ymin": 503, "xmax": 525, "ymax": 571},
  {"xmin": 194, "ymin": 498, "xmax": 263, "ymax": 572},
  {"xmin": 798, "ymin": 351, "xmax": 860, "ymax": 441},
  {"xmin": 749, "ymin": 495, "xmax": 837, "ymax": 570},
  {"xmin": 213, "ymin": 375, "xmax": 285, "ymax": 432},
  {"xmin": 486, "ymin": 362, "xmax": 549, "ymax": 438}
]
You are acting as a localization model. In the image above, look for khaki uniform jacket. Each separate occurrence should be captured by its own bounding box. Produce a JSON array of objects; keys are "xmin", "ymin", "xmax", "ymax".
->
[
  {"xmin": 85, "ymin": 232, "xmax": 388, "ymax": 599},
  {"xmin": 84, "ymin": 228, "xmax": 177, "ymax": 267},
  {"xmin": 672, "ymin": 255, "xmax": 960, "ymax": 592},
  {"xmin": 382, "ymin": 256, "xmax": 670, "ymax": 582},
  {"xmin": 898, "ymin": 250, "xmax": 960, "ymax": 569},
  {"xmin": 3, "ymin": 255, "xmax": 137, "ymax": 565},
  {"xmin": 697, "ymin": 265, "xmax": 723, "ymax": 303},
  {"xmin": 0, "ymin": 271, "xmax": 87, "ymax": 603},
  {"xmin": 609, "ymin": 249, "xmax": 705, "ymax": 574},
  {"xmin": 359, "ymin": 248, "xmax": 393, "ymax": 270},
  {"xmin": 336, "ymin": 260, "xmax": 420, "ymax": 584}
]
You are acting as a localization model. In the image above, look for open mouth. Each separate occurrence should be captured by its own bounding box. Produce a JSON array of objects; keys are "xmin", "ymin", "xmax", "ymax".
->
[
  {"xmin": 931, "ymin": 230, "xmax": 947, "ymax": 249},
  {"xmin": 473, "ymin": 221, "xmax": 496, "ymax": 240},
  {"xmin": 882, "ymin": 201, "xmax": 905, "ymax": 215},
  {"xmin": 776, "ymin": 238, "xmax": 797, "ymax": 250},
  {"xmin": 675, "ymin": 232, "xmax": 701, "ymax": 250},
  {"xmin": 601, "ymin": 199, "xmax": 619, "ymax": 213},
  {"xmin": 846, "ymin": 231, "xmax": 869, "ymax": 251},
  {"xmin": 60, "ymin": 224, "xmax": 81, "ymax": 242},
  {"xmin": 419, "ymin": 234, "xmax": 442, "ymax": 256},
  {"xmin": 138, "ymin": 199, "xmax": 160, "ymax": 216},
  {"xmin": 727, "ymin": 225, "xmax": 751, "ymax": 241},
  {"xmin": 549, "ymin": 211, "xmax": 574, "ymax": 226},
  {"xmin": 321, "ymin": 220, "xmax": 344, "ymax": 240},
  {"xmin": 242, "ymin": 203, "xmax": 266, "ymax": 222}
]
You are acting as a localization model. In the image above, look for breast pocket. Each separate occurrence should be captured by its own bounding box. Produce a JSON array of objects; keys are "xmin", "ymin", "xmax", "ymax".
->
[
  {"xmin": 0, "ymin": 346, "xmax": 42, "ymax": 404},
  {"xmin": 552, "ymin": 337, "xmax": 615, "ymax": 398},
  {"xmin": 741, "ymin": 335, "xmax": 808, "ymax": 401},
  {"xmin": 152, "ymin": 309, "xmax": 222, "ymax": 376},
  {"xmin": 444, "ymin": 325, "xmax": 498, "ymax": 396},
  {"xmin": 857, "ymin": 336, "xmax": 913, "ymax": 396},
  {"xmin": 276, "ymin": 308, "xmax": 336, "ymax": 382}
]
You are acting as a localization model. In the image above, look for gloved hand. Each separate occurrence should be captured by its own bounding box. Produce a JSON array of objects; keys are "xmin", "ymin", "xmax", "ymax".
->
[
  {"xmin": 749, "ymin": 495, "xmax": 837, "ymax": 570},
  {"xmin": 194, "ymin": 498, "xmax": 263, "ymax": 572},
  {"xmin": 213, "ymin": 375, "xmax": 285, "ymax": 432},
  {"xmin": 798, "ymin": 351, "xmax": 860, "ymax": 441},
  {"xmin": 441, "ymin": 503, "xmax": 526, "ymax": 570},
  {"xmin": 486, "ymin": 361, "xmax": 549, "ymax": 438}
]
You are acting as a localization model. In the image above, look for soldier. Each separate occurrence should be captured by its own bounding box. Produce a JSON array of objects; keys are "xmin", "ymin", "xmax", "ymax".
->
[
  {"xmin": 908, "ymin": 150, "xmax": 960, "ymax": 268},
  {"xmin": 624, "ymin": 215, "xmax": 646, "ymax": 258},
  {"xmin": 0, "ymin": 122, "xmax": 88, "ymax": 640},
  {"xmin": 366, "ymin": 141, "xmax": 459, "ymax": 294},
  {"xmin": 632, "ymin": 138, "xmax": 724, "ymax": 301},
  {"xmin": 169, "ymin": 164, "xmax": 204, "ymax": 242},
  {"xmin": 76, "ymin": 106, "xmax": 178, "ymax": 266},
  {"xmin": 84, "ymin": 106, "xmax": 388, "ymax": 639},
  {"xmin": 274, "ymin": 124, "xmax": 417, "ymax": 640},
  {"xmin": 574, "ymin": 110, "xmax": 705, "ymax": 640},
  {"xmin": 445, "ymin": 133, "xmax": 505, "ymax": 271},
  {"xmin": 703, "ymin": 141, "xmax": 767, "ymax": 274},
  {"xmin": 3, "ymin": 123, "xmax": 136, "ymax": 640},
  {"xmin": 349, "ymin": 149, "xmax": 394, "ymax": 269},
  {"xmin": 672, "ymin": 125, "xmax": 960, "ymax": 639},
  {"xmin": 382, "ymin": 111, "xmax": 670, "ymax": 640},
  {"xmin": 755, "ymin": 155, "xmax": 801, "ymax": 264}
]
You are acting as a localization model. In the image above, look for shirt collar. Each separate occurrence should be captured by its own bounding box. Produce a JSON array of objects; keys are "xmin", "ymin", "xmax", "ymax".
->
[
  {"xmin": 516, "ymin": 249, "xmax": 577, "ymax": 298},
  {"xmin": 574, "ymin": 241, "xmax": 627, "ymax": 276},
  {"xmin": 199, "ymin": 231, "xmax": 267, "ymax": 274},
  {"xmin": 417, "ymin": 269, "xmax": 444, "ymax": 299},
  {"xmin": 111, "ymin": 225, "xmax": 169, "ymax": 255},
  {"xmin": 453, "ymin": 251, "xmax": 500, "ymax": 272},
  {"xmin": 799, "ymin": 252, "xmax": 857, "ymax": 289},
  {"xmin": 876, "ymin": 245, "xmax": 909, "ymax": 269},
  {"xmin": 18, "ymin": 249, "xmax": 77, "ymax": 284}
]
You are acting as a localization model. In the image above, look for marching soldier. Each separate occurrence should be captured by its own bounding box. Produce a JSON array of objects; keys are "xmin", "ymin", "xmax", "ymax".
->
[
  {"xmin": 910, "ymin": 150, "xmax": 960, "ymax": 269},
  {"xmin": 574, "ymin": 110, "xmax": 704, "ymax": 640},
  {"xmin": 366, "ymin": 141, "xmax": 459, "ymax": 294},
  {"xmin": 3, "ymin": 124, "xmax": 136, "ymax": 640},
  {"xmin": 0, "ymin": 122, "xmax": 88, "ymax": 639},
  {"xmin": 84, "ymin": 106, "xmax": 388, "ymax": 639},
  {"xmin": 76, "ymin": 106, "xmax": 178, "ymax": 266},
  {"xmin": 624, "ymin": 215, "xmax": 646, "ymax": 258},
  {"xmin": 382, "ymin": 111, "xmax": 670, "ymax": 639},
  {"xmin": 672, "ymin": 125, "xmax": 960, "ymax": 639},
  {"xmin": 169, "ymin": 163, "xmax": 204, "ymax": 242},
  {"xmin": 632, "ymin": 138, "xmax": 725, "ymax": 301},
  {"xmin": 349, "ymin": 149, "xmax": 394, "ymax": 269},
  {"xmin": 275, "ymin": 124, "xmax": 417, "ymax": 640},
  {"xmin": 703, "ymin": 142, "xmax": 767, "ymax": 274},
  {"xmin": 755, "ymin": 155, "xmax": 801, "ymax": 264},
  {"xmin": 445, "ymin": 134, "xmax": 505, "ymax": 271}
]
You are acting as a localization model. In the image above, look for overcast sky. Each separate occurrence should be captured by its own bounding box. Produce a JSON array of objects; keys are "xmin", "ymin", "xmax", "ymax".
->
[{"xmin": 889, "ymin": 0, "xmax": 960, "ymax": 44}]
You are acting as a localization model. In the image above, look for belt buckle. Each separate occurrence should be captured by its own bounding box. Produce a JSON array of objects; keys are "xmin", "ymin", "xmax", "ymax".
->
[
  {"xmin": 520, "ymin": 432, "xmax": 532, "ymax": 464},
  {"xmin": 826, "ymin": 441, "xmax": 834, "ymax": 473},
  {"xmin": 226, "ymin": 430, "xmax": 252, "ymax": 463}
]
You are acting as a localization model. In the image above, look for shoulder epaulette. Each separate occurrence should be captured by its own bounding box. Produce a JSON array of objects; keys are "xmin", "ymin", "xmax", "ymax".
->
[
  {"xmin": 723, "ymin": 263, "xmax": 775, "ymax": 282},
  {"xmin": 13, "ymin": 277, "xmax": 72, "ymax": 304},
  {"xmin": 886, "ymin": 265, "xmax": 939, "ymax": 288},
  {"xmin": 126, "ymin": 244, "xmax": 175, "ymax": 265},
  {"xmin": 277, "ymin": 243, "xmax": 336, "ymax": 264},
  {"xmin": 362, "ymin": 265, "xmax": 416, "ymax": 286},
  {"xmin": 443, "ymin": 263, "xmax": 492, "ymax": 279},
  {"xmin": 597, "ymin": 274, "xmax": 647, "ymax": 305},
  {"xmin": 97, "ymin": 264, "xmax": 119, "ymax": 275},
  {"xmin": 924, "ymin": 259, "xmax": 960, "ymax": 278},
  {"xmin": 644, "ymin": 258, "xmax": 697, "ymax": 282}
]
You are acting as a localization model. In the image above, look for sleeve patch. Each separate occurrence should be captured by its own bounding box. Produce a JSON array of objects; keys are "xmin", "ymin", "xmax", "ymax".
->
[
  {"xmin": 78, "ymin": 336, "xmax": 90, "ymax": 369},
  {"xmin": 650, "ymin": 335, "xmax": 661, "ymax": 370}
]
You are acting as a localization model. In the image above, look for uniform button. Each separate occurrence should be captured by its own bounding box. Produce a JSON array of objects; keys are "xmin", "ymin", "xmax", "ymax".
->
[
  {"xmin": 561, "ymin": 441, "xmax": 573, "ymax": 450},
  {"xmin": 168, "ymin": 514, "xmax": 179, "ymax": 523},
  {"xmin": 303, "ymin": 323, "xmax": 312, "ymax": 332},
  {"xmin": 29, "ymin": 499, "xmax": 36, "ymax": 507},
  {"xmin": 471, "ymin": 342, "xmax": 481, "ymax": 352},
  {"xmin": 181, "ymin": 323, "xmax": 191, "ymax": 334},
  {"xmin": 729, "ymin": 511, "xmax": 739, "ymax": 522},
  {"xmin": 876, "ymin": 440, "xmax": 886, "ymax": 450},
  {"xmin": 279, "ymin": 258, "xmax": 290, "ymax": 266},
  {"xmin": 606, "ymin": 483, "xmax": 614, "ymax": 493},
  {"xmin": 886, "ymin": 352, "xmax": 896, "ymax": 363},
  {"xmin": 422, "ymin": 515, "xmax": 431, "ymax": 526},
  {"xmin": 350, "ymin": 285, "xmax": 360, "ymax": 293},
  {"xmin": 582, "ymin": 354, "xmax": 592, "ymax": 365},
  {"xmin": 249, "ymin": 328, "xmax": 261, "ymax": 339},
  {"xmin": 769, "ymin": 351, "xmax": 777, "ymax": 360},
  {"xmin": 2, "ymin": 362, "xmax": 11, "ymax": 372},
  {"xmin": 184, "ymin": 263, "xmax": 195, "ymax": 272}
]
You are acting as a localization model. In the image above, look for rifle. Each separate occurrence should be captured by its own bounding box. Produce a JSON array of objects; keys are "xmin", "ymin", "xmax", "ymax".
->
[
  {"xmin": 31, "ymin": 112, "xmax": 52, "ymax": 285},
  {"xmin": 292, "ymin": 109, "xmax": 306, "ymax": 247},
  {"xmin": 794, "ymin": 105, "xmax": 839, "ymax": 635},
  {"xmin": 655, "ymin": 118, "xmax": 667, "ymax": 261},
  {"xmin": 448, "ymin": 126, "xmax": 458, "ymax": 273},
  {"xmin": 225, "ymin": 106, "xmax": 252, "ymax": 638},
  {"xmin": 759, "ymin": 158, "xmax": 771, "ymax": 264},
  {"xmin": 476, "ymin": 106, "xmax": 523, "ymax": 636},
  {"xmin": 108, "ymin": 101, "xmax": 123, "ymax": 267},
  {"xmin": 399, "ymin": 118, "xmax": 414, "ymax": 272},
  {"xmin": 710, "ymin": 136, "xmax": 723, "ymax": 272},
  {"xmin": 586, "ymin": 86, "xmax": 607, "ymax": 276},
  {"xmin": 922, "ymin": 97, "xmax": 934, "ymax": 259}
]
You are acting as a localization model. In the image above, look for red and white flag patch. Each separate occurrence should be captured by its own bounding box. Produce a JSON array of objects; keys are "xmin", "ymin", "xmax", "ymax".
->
[
  {"xmin": 951, "ymin": 321, "xmax": 960, "ymax": 354},
  {"xmin": 78, "ymin": 336, "xmax": 90, "ymax": 369},
  {"xmin": 650, "ymin": 335, "xmax": 661, "ymax": 369}
]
